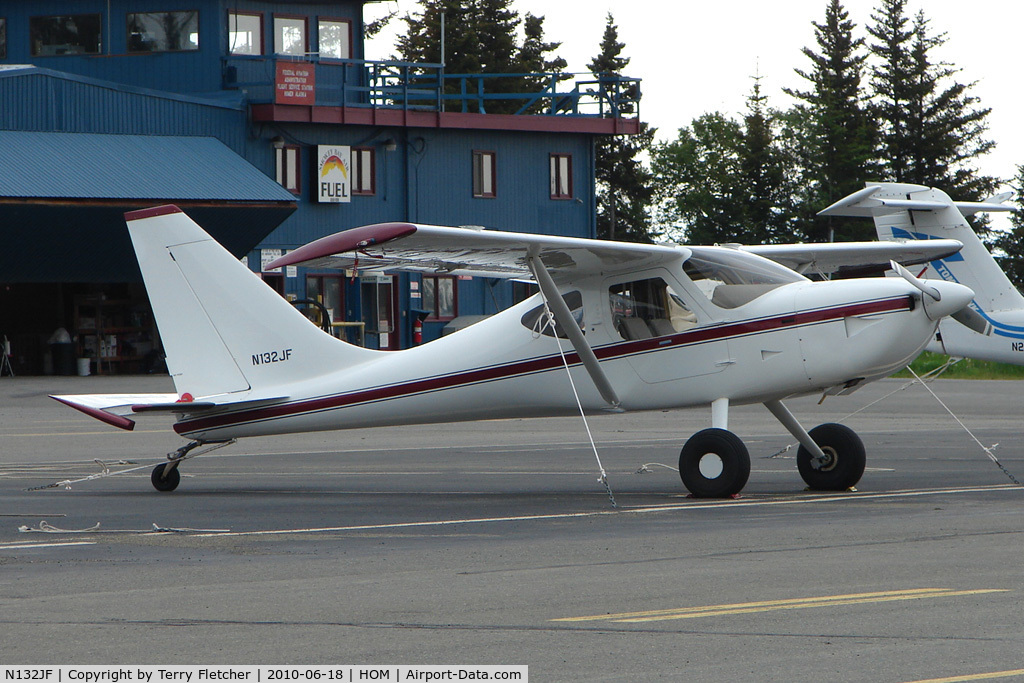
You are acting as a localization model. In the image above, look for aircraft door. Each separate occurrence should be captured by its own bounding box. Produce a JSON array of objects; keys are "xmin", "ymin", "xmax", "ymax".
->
[{"xmin": 609, "ymin": 275, "xmax": 731, "ymax": 383}]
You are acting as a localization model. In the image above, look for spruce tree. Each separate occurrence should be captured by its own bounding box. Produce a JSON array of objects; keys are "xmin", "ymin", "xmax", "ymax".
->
[
  {"xmin": 867, "ymin": 0, "xmax": 915, "ymax": 182},
  {"xmin": 395, "ymin": 0, "xmax": 564, "ymax": 115},
  {"xmin": 868, "ymin": 2, "xmax": 997, "ymax": 200},
  {"xmin": 785, "ymin": 0, "xmax": 875, "ymax": 241},
  {"xmin": 588, "ymin": 13, "xmax": 654, "ymax": 242},
  {"xmin": 990, "ymin": 166, "xmax": 1024, "ymax": 290},
  {"xmin": 738, "ymin": 77, "xmax": 796, "ymax": 244},
  {"xmin": 516, "ymin": 13, "xmax": 568, "ymax": 113}
]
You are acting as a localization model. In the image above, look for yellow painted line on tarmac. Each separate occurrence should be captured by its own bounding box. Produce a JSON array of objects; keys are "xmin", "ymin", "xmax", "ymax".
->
[
  {"xmin": 553, "ymin": 588, "xmax": 1008, "ymax": 623},
  {"xmin": 903, "ymin": 669, "xmax": 1024, "ymax": 683},
  {"xmin": 193, "ymin": 485, "xmax": 1018, "ymax": 538},
  {"xmin": 3, "ymin": 429, "xmax": 167, "ymax": 437},
  {"xmin": 0, "ymin": 541, "xmax": 96, "ymax": 550}
]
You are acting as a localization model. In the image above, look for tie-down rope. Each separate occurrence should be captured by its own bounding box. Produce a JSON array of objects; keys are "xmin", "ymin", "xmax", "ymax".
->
[
  {"xmin": 905, "ymin": 366, "xmax": 1021, "ymax": 487},
  {"xmin": 535, "ymin": 305, "xmax": 617, "ymax": 508}
]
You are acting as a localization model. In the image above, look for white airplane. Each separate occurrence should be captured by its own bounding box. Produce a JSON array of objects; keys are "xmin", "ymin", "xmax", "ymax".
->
[
  {"xmin": 821, "ymin": 182, "xmax": 1018, "ymax": 363},
  {"xmin": 52, "ymin": 205, "xmax": 977, "ymax": 497}
]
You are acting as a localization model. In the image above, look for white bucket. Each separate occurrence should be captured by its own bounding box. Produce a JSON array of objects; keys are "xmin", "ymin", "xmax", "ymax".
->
[{"xmin": 76, "ymin": 358, "xmax": 91, "ymax": 376}]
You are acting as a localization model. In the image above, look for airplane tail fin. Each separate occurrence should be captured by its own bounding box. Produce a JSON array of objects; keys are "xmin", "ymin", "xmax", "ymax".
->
[
  {"xmin": 819, "ymin": 183, "xmax": 1022, "ymax": 314},
  {"xmin": 126, "ymin": 206, "xmax": 381, "ymax": 400}
]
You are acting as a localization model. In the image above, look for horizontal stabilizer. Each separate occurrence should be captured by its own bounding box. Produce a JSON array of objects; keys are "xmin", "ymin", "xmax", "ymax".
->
[
  {"xmin": 51, "ymin": 393, "xmax": 179, "ymax": 431},
  {"xmin": 51, "ymin": 393, "xmax": 291, "ymax": 431},
  {"xmin": 819, "ymin": 184, "xmax": 1015, "ymax": 218},
  {"xmin": 131, "ymin": 396, "xmax": 289, "ymax": 413}
]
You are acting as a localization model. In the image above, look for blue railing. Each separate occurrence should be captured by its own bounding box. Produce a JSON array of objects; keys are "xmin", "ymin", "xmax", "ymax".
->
[{"xmin": 222, "ymin": 55, "xmax": 640, "ymax": 119}]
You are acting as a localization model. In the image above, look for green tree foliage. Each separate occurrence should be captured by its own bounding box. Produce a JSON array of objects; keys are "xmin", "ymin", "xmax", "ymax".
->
[
  {"xmin": 651, "ymin": 82, "xmax": 796, "ymax": 246},
  {"xmin": 394, "ymin": 0, "xmax": 564, "ymax": 115},
  {"xmin": 784, "ymin": 0, "xmax": 876, "ymax": 241},
  {"xmin": 738, "ymin": 78, "xmax": 799, "ymax": 244},
  {"xmin": 990, "ymin": 166, "xmax": 1024, "ymax": 290},
  {"xmin": 364, "ymin": 8, "xmax": 397, "ymax": 39},
  {"xmin": 651, "ymin": 112, "xmax": 745, "ymax": 245},
  {"xmin": 652, "ymin": 0, "xmax": 1004, "ymax": 246},
  {"xmin": 589, "ymin": 13, "xmax": 654, "ymax": 242},
  {"xmin": 868, "ymin": 0, "xmax": 997, "ymax": 200}
]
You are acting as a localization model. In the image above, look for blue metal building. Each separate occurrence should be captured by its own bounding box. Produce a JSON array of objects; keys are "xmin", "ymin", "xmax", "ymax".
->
[{"xmin": 0, "ymin": 1, "xmax": 640, "ymax": 373}]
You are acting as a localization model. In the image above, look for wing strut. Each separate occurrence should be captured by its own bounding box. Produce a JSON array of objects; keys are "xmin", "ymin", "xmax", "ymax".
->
[{"xmin": 527, "ymin": 249, "xmax": 621, "ymax": 409}]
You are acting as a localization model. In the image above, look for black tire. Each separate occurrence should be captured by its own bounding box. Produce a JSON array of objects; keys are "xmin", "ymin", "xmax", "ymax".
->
[
  {"xmin": 797, "ymin": 423, "xmax": 866, "ymax": 491},
  {"xmin": 151, "ymin": 463, "xmax": 181, "ymax": 492},
  {"xmin": 679, "ymin": 428, "xmax": 751, "ymax": 498}
]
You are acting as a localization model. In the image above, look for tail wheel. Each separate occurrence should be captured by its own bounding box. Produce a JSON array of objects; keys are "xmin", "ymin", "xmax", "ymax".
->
[
  {"xmin": 151, "ymin": 463, "xmax": 181, "ymax": 492},
  {"xmin": 797, "ymin": 423, "xmax": 865, "ymax": 491},
  {"xmin": 679, "ymin": 428, "xmax": 750, "ymax": 498}
]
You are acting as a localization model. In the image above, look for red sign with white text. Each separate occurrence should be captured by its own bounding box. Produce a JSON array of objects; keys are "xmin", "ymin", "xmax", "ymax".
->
[{"xmin": 275, "ymin": 62, "xmax": 315, "ymax": 105}]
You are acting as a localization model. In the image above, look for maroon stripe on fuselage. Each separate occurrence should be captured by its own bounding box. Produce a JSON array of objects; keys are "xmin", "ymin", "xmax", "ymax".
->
[{"xmin": 174, "ymin": 296, "xmax": 912, "ymax": 435}]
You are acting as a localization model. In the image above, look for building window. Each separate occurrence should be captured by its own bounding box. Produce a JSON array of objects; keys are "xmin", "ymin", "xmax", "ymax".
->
[
  {"xmin": 229, "ymin": 11, "xmax": 261, "ymax": 55},
  {"xmin": 550, "ymin": 153, "xmax": 572, "ymax": 199},
  {"xmin": 306, "ymin": 275, "xmax": 344, "ymax": 326},
  {"xmin": 127, "ymin": 11, "xmax": 199, "ymax": 53},
  {"xmin": 0, "ymin": 18, "xmax": 7, "ymax": 59},
  {"xmin": 351, "ymin": 147, "xmax": 375, "ymax": 195},
  {"xmin": 318, "ymin": 18, "xmax": 351, "ymax": 60},
  {"xmin": 472, "ymin": 150, "xmax": 496, "ymax": 198},
  {"xmin": 422, "ymin": 276, "xmax": 457, "ymax": 320},
  {"xmin": 275, "ymin": 145, "xmax": 301, "ymax": 195},
  {"xmin": 30, "ymin": 14, "xmax": 102, "ymax": 56},
  {"xmin": 274, "ymin": 15, "xmax": 307, "ymax": 56}
]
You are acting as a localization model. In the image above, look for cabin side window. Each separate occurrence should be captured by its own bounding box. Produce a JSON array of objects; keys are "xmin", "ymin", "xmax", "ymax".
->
[
  {"xmin": 520, "ymin": 291, "xmax": 583, "ymax": 338},
  {"xmin": 609, "ymin": 277, "xmax": 697, "ymax": 341}
]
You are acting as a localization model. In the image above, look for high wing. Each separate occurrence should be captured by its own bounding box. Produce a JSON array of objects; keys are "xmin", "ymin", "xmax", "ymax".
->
[
  {"xmin": 266, "ymin": 222, "xmax": 685, "ymax": 281},
  {"xmin": 742, "ymin": 240, "xmax": 963, "ymax": 278},
  {"xmin": 267, "ymin": 221, "xmax": 960, "ymax": 282}
]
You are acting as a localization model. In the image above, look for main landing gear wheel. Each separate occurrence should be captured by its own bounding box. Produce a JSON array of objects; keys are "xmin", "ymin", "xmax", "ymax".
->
[
  {"xmin": 797, "ymin": 423, "xmax": 866, "ymax": 491},
  {"xmin": 151, "ymin": 463, "xmax": 181, "ymax": 492},
  {"xmin": 679, "ymin": 428, "xmax": 751, "ymax": 498}
]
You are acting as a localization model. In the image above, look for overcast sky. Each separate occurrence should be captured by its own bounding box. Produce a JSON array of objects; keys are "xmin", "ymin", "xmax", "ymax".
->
[{"xmin": 365, "ymin": 1, "xmax": 1022, "ymax": 197}]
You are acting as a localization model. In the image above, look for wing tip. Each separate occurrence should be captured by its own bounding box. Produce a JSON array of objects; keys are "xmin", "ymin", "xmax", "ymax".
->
[
  {"xmin": 50, "ymin": 395, "xmax": 136, "ymax": 431},
  {"xmin": 266, "ymin": 222, "xmax": 418, "ymax": 270}
]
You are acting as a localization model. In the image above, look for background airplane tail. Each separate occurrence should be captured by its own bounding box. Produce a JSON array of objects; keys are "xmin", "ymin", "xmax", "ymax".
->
[
  {"xmin": 821, "ymin": 183, "xmax": 1022, "ymax": 314},
  {"xmin": 127, "ymin": 206, "xmax": 380, "ymax": 400}
]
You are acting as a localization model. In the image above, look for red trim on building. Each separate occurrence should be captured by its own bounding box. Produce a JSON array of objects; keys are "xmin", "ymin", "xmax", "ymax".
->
[
  {"xmin": 124, "ymin": 205, "xmax": 183, "ymax": 221},
  {"xmin": 250, "ymin": 104, "xmax": 642, "ymax": 135}
]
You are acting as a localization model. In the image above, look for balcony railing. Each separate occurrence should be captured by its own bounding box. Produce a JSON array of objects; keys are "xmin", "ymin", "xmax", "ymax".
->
[{"xmin": 223, "ymin": 55, "xmax": 641, "ymax": 119}]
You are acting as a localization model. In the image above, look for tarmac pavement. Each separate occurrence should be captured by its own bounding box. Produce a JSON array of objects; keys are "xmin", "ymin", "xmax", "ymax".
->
[{"xmin": 1, "ymin": 373, "xmax": 1023, "ymax": 681}]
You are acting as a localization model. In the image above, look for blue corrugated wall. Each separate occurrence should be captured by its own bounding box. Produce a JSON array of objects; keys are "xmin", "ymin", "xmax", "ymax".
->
[{"xmin": 0, "ymin": 0, "xmax": 366, "ymax": 96}]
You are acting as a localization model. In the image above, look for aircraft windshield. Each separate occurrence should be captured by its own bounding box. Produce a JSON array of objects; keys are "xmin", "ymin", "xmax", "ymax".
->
[{"xmin": 683, "ymin": 247, "xmax": 807, "ymax": 309}]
